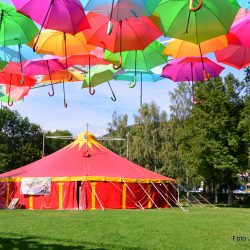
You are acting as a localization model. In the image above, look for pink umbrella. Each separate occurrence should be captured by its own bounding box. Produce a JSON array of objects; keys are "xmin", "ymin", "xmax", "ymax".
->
[
  {"xmin": 230, "ymin": 15, "xmax": 250, "ymax": 47},
  {"xmin": 12, "ymin": 0, "xmax": 90, "ymax": 51},
  {"xmin": 5, "ymin": 85, "xmax": 30, "ymax": 101},
  {"xmin": 233, "ymin": 8, "xmax": 250, "ymax": 23},
  {"xmin": 23, "ymin": 57, "xmax": 66, "ymax": 96},
  {"xmin": 162, "ymin": 57, "xmax": 225, "ymax": 83},
  {"xmin": 215, "ymin": 33, "xmax": 250, "ymax": 69}
]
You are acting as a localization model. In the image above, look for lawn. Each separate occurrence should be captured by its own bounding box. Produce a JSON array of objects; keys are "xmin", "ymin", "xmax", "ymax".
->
[{"xmin": 0, "ymin": 207, "xmax": 250, "ymax": 250}]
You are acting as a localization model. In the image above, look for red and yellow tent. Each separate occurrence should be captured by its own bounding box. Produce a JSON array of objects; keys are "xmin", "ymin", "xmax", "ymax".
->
[{"xmin": 0, "ymin": 131, "xmax": 176, "ymax": 210}]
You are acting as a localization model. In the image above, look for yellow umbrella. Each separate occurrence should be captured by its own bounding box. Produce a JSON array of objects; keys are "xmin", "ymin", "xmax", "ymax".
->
[
  {"xmin": 41, "ymin": 70, "xmax": 85, "ymax": 108},
  {"xmin": 29, "ymin": 29, "xmax": 95, "ymax": 56},
  {"xmin": 163, "ymin": 35, "xmax": 228, "ymax": 58}
]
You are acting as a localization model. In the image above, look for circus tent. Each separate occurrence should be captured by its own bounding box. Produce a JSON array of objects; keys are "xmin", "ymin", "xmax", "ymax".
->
[{"xmin": 0, "ymin": 131, "xmax": 176, "ymax": 210}]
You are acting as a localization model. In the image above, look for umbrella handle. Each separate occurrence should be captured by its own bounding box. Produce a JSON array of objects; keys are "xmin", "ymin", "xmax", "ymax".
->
[
  {"xmin": 189, "ymin": 0, "xmax": 203, "ymax": 12},
  {"xmin": 48, "ymin": 83, "xmax": 55, "ymax": 97},
  {"xmin": 113, "ymin": 55, "xmax": 122, "ymax": 70},
  {"xmin": 89, "ymin": 84, "xmax": 95, "ymax": 95},
  {"xmin": 129, "ymin": 75, "xmax": 137, "ymax": 88},
  {"xmin": 107, "ymin": 81, "xmax": 116, "ymax": 101},
  {"xmin": 8, "ymin": 95, "xmax": 13, "ymax": 106},
  {"xmin": 203, "ymin": 70, "xmax": 211, "ymax": 81}
]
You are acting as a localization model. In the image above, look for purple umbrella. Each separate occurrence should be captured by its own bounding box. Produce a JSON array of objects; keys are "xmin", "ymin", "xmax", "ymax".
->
[
  {"xmin": 162, "ymin": 57, "xmax": 225, "ymax": 83},
  {"xmin": 23, "ymin": 57, "xmax": 65, "ymax": 96},
  {"xmin": 12, "ymin": 0, "xmax": 90, "ymax": 51}
]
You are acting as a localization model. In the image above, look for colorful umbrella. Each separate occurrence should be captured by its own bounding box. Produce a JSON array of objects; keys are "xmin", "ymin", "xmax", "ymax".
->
[
  {"xmin": 164, "ymin": 36, "xmax": 228, "ymax": 58},
  {"xmin": 85, "ymin": 0, "xmax": 161, "ymax": 34},
  {"xmin": 0, "ymin": 2, "xmax": 38, "ymax": 46},
  {"xmin": 41, "ymin": 70, "xmax": 85, "ymax": 107},
  {"xmin": 234, "ymin": 7, "xmax": 250, "ymax": 22},
  {"xmin": 230, "ymin": 16, "xmax": 250, "ymax": 47},
  {"xmin": 161, "ymin": 57, "xmax": 225, "ymax": 82},
  {"xmin": 153, "ymin": 0, "xmax": 239, "ymax": 43},
  {"xmin": 215, "ymin": 34, "xmax": 250, "ymax": 69},
  {"xmin": 12, "ymin": 0, "xmax": 90, "ymax": 51},
  {"xmin": 0, "ymin": 72, "xmax": 37, "ymax": 87},
  {"xmin": 5, "ymin": 84, "xmax": 30, "ymax": 101},
  {"xmin": 82, "ymin": 64, "xmax": 118, "ymax": 100},
  {"xmin": 23, "ymin": 57, "xmax": 65, "ymax": 96},
  {"xmin": 114, "ymin": 68, "xmax": 164, "ymax": 107},
  {"xmin": 83, "ymin": 12, "xmax": 162, "ymax": 66},
  {"xmin": 0, "ymin": 86, "xmax": 15, "ymax": 105},
  {"xmin": 104, "ymin": 40, "xmax": 167, "ymax": 87}
]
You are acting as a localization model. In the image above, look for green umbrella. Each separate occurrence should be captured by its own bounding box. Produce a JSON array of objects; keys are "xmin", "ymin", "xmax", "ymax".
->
[
  {"xmin": 0, "ymin": 3, "xmax": 38, "ymax": 82},
  {"xmin": 82, "ymin": 64, "xmax": 118, "ymax": 101},
  {"xmin": 153, "ymin": 0, "xmax": 240, "ymax": 43},
  {"xmin": 104, "ymin": 41, "xmax": 167, "ymax": 87},
  {"xmin": 0, "ymin": 61, "xmax": 7, "ymax": 70},
  {"xmin": 0, "ymin": 86, "xmax": 15, "ymax": 105}
]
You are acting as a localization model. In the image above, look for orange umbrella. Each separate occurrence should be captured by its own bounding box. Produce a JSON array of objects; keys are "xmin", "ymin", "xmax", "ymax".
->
[
  {"xmin": 40, "ymin": 70, "xmax": 85, "ymax": 108},
  {"xmin": 163, "ymin": 35, "xmax": 228, "ymax": 58},
  {"xmin": 28, "ymin": 29, "xmax": 96, "ymax": 73}
]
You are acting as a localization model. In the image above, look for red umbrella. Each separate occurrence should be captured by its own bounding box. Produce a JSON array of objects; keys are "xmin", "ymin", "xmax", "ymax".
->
[
  {"xmin": 0, "ymin": 72, "xmax": 36, "ymax": 87},
  {"xmin": 83, "ymin": 12, "xmax": 162, "ymax": 68},
  {"xmin": 5, "ymin": 85, "xmax": 30, "ymax": 101},
  {"xmin": 215, "ymin": 33, "xmax": 250, "ymax": 69}
]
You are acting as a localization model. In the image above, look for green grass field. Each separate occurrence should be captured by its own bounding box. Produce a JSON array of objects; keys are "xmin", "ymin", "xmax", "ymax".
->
[{"xmin": 0, "ymin": 207, "xmax": 250, "ymax": 250}]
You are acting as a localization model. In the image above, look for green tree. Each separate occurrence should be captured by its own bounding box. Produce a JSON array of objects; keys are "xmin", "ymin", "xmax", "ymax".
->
[{"xmin": 0, "ymin": 107, "xmax": 43, "ymax": 172}]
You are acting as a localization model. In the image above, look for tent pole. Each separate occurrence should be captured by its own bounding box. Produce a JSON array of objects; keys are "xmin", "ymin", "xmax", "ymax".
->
[
  {"xmin": 198, "ymin": 193, "xmax": 217, "ymax": 208},
  {"xmin": 160, "ymin": 181, "xmax": 188, "ymax": 212},
  {"xmin": 88, "ymin": 181, "xmax": 104, "ymax": 211},
  {"xmin": 136, "ymin": 181, "xmax": 160, "ymax": 209},
  {"xmin": 106, "ymin": 178, "xmax": 143, "ymax": 209},
  {"xmin": 149, "ymin": 181, "xmax": 172, "ymax": 208},
  {"xmin": 121, "ymin": 179, "xmax": 144, "ymax": 210}
]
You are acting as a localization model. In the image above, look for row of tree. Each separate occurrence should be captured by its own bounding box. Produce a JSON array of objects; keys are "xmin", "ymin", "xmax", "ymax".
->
[
  {"xmin": 0, "ymin": 72, "xmax": 249, "ymax": 206},
  {"xmin": 103, "ymin": 73, "xmax": 250, "ymax": 206}
]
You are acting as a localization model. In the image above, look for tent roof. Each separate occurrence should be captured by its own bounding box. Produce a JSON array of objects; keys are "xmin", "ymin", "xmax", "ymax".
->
[{"xmin": 0, "ymin": 131, "xmax": 175, "ymax": 183}]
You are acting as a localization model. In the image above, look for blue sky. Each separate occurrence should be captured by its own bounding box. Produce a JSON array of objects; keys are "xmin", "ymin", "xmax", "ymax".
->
[{"xmin": 1, "ymin": 0, "xmax": 246, "ymax": 136}]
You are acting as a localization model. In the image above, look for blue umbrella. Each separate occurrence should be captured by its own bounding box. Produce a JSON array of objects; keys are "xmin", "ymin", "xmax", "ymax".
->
[{"xmin": 114, "ymin": 68, "xmax": 164, "ymax": 107}]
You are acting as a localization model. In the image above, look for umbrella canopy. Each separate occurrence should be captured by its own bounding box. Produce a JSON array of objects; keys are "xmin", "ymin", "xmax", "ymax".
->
[
  {"xmin": 164, "ymin": 36, "xmax": 228, "ymax": 58},
  {"xmin": 153, "ymin": 0, "xmax": 239, "ymax": 43},
  {"xmin": 0, "ymin": 2, "xmax": 38, "ymax": 46},
  {"xmin": 234, "ymin": 7, "xmax": 250, "ymax": 22},
  {"xmin": 83, "ymin": 12, "xmax": 162, "ymax": 53},
  {"xmin": 12, "ymin": 0, "xmax": 90, "ymax": 34},
  {"xmin": 0, "ymin": 86, "xmax": 15, "ymax": 103},
  {"xmin": 215, "ymin": 34, "xmax": 250, "ymax": 69},
  {"xmin": 29, "ymin": 29, "xmax": 95, "ymax": 57},
  {"xmin": 5, "ymin": 84, "xmax": 30, "ymax": 101},
  {"xmin": 0, "ymin": 72, "xmax": 37, "ymax": 87},
  {"xmin": 104, "ymin": 41, "xmax": 167, "ymax": 71},
  {"xmin": 230, "ymin": 16, "xmax": 250, "ymax": 47},
  {"xmin": 41, "ymin": 70, "xmax": 84, "ymax": 83},
  {"xmin": 24, "ymin": 58, "xmax": 65, "ymax": 76},
  {"xmin": 162, "ymin": 57, "xmax": 225, "ymax": 82},
  {"xmin": 85, "ymin": 0, "xmax": 161, "ymax": 21},
  {"xmin": 1, "ymin": 62, "xmax": 25, "ymax": 75}
]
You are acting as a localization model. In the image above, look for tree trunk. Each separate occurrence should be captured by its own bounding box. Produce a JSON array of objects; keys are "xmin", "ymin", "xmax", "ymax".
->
[
  {"xmin": 227, "ymin": 183, "xmax": 233, "ymax": 207},
  {"xmin": 214, "ymin": 186, "xmax": 218, "ymax": 204}
]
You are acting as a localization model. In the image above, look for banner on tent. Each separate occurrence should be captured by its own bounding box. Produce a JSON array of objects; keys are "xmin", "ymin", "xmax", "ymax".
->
[{"xmin": 21, "ymin": 177, "xmax": 52, "ymax": 195}]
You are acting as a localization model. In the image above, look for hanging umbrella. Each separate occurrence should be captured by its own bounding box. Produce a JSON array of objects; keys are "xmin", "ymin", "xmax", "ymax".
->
[
  {"xmin": 215, "ymin": 33, "xmax": 250, "ymax": 69},
  {"xmin": 0, "ymin": 86, "xmax": 15, "ymax": 104},
  {"xmin": 41, "ymin": 70, "xmax": 85, "ymax": 107},
  {"xmin": 164, "ymin": 36, "xmax": 228, "ymax": 58},
  {"xmin": 83, "ymin": 12, "xmax": 162, "ymax": 68},
  {"xmin": 85, "ymin": 0, "xmax": 161, "ymax": 34},
  {"xmin": 153, "ymin": 0, "xmax": 239, "ymax": 43},
  {"xmin": 104, "ymin": 40, "xmax": 167, "ymax": 87},
  {"xmin": 237, "ymin": 0, "xmax": 250, "ymax": 9},
  {"xmin": 23, "ymin": 57, "xmax": 65, "ymax": 96},
  {"xmin": 5, "ymin": 84, "xmax": 30, "ymax": 101},
  {"xmin": 28, "ymin": 30, "xmax": 96, "ymax": 71},
  {"xmin": 114, "ymin": 68, "xmax": 164, "ymax": 107},
  {"xmin": 0, "ymin": 72, "xmax": 37, "ymax": 87},
  {"xmin": 82, "ymin": 64, "xmax": 118, "ymax": 101},
  {"xmin": 0, "ymin": 2, "xmax": 38, "ymax": 46},
  {"xmin": 12, "ymin": 0, "xmax": 90, "ymax": 51},
  {"xmin": 161, "ymin": 57, "xmax": 225, "ymax": 82},
  {"xmin": 230, "ymin": 15, "xmax": 250, "ymax": 47},
  {"xmin": 0, "ymin": 2, "xmax": 38, "ymax": 82}
]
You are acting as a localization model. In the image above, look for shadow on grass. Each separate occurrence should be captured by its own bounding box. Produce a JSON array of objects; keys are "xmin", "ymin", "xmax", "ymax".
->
[{"xmin": 0, "ymin": 234, "xmax": 143, "ymax": 250}]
